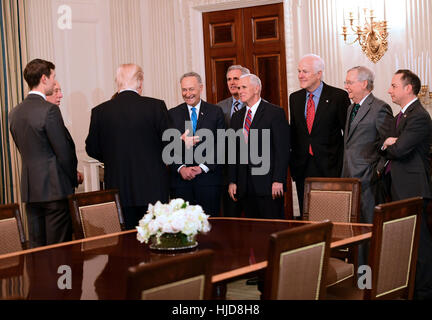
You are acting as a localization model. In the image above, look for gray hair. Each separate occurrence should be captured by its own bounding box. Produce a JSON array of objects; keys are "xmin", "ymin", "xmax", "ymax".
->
[
  {"xmin": 226, "ymin": 65, "xmax": 250, "ymax": 77},
  {"xmin": 300, "ymin": 54, "xmax": 325, "ymax": 73},
  {"xmin": 180, "ymin": 72, "xmax": 202, "ymax": 84},
  {"xmin": 240, "ymin": 73, "xmax": 262, "ymax": 91},
  {"xmin": 348, "ymin": 66, "xmax": 375, "ymax": 91}
]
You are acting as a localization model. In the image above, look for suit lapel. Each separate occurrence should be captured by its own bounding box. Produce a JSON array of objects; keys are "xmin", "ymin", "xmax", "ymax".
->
[
  {"xmin": 196, "ymin": 101, "xmax": 207, "ymax": 131},
  {"xmin": 346, "ymin": 94, "xmax": 373, "ymax": 142},
  {"xmin": 397, "ymin": 100, "xmax": 418, "ymax": 135},
  {"xmin": 295, "ymin": 90, "xmax": 308, "ymax": 132},
  {"xmin": 250, "ymin": 100, "xmax": 265, "ymax": 129},
  {"xmin": 312, "ymin": 83, "xmax": 331, "ymax": 132}
]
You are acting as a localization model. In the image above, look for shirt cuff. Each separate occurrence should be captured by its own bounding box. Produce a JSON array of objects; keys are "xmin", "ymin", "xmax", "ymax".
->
[
  {"xmin": 177, "ymin": 165, "xmax": 186, "ymax": 173},
  {"xmin": 199, "ymin": 164, "xmax": 209, "ymax": 173}
]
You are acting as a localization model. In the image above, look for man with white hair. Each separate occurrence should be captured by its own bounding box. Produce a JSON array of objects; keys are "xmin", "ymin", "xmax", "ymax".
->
[
  {"xmin": 228, "ymin": 74, "xmax": 290, "ymax": 219},
  {"xmin": 86, "ymin": 63, "xmax": 170, "ymax": 229},
  {"xmin": 289, "ymin": 54, "xmax": 350, "ymax": 218},
  {"xmin": 342, "ymin": 66, "xmax": 393, "ymax": 224}
]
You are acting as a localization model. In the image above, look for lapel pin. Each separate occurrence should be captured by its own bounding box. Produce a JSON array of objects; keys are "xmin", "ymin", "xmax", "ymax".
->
[
  {"xmin": 326, "ymin": 100, "xmax": 329, "ymax": 103},
  {"xmin": 201, "ymin": 112, "xmax": 204, "ymax": 116}
]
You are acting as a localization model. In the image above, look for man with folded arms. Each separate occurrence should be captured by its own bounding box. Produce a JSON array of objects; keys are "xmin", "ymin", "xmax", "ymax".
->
[{"xmin": 382, "ymin": 69, "xmax": 432, "ymax": 300}]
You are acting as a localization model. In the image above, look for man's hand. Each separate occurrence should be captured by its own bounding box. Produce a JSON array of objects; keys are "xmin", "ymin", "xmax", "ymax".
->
[
  {"xmin": 272, "ymin": 182, "xmax": 284, "ymax": 200},
  {"xmin": 77, "ymin": 171, "xmax": 84, "ymax": 185},
  {"xmin": 179, "ymin": 167, "xmax": 197, "ymax": 180},
  {"xmin": 191, "ymin": 166, "xmax": 203, "ymax": 176},
  {"xmin": 382, "ymin": 137, "xmax": 398, "ymax": 150},
  {"xmin": 228, "ymin": 183, "xmax": 237, "ymax": 201},
  {"xmin": 181, "ymin": 129, "xmax": 200, "ymax": 149}
]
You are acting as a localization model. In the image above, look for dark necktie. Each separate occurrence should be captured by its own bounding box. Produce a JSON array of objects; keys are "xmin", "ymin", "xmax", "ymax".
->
[
  {"xmin": 350, "ymin": 104, "xmax": 361, "ymax": 124},
  {"xmin": 233, "ymin": 101, "xmax": 240, "ymax": 112}
]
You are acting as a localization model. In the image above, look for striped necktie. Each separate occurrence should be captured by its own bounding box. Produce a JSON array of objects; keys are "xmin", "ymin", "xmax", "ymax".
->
[
  {"xmin": 306, "ymin": 93, "xmax": 315, "ymax": 155},
  {"xmin": 233, "ymin": 101, "xmax": 240, "ymax": 112},
  {"xmin": 244, "ymin": 108, "xmax": 252, "ymax": 143}
]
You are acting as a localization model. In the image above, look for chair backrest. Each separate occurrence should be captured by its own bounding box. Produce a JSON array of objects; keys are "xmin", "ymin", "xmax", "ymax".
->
[
  {"xmin": 0, "ymin": 204, "xmax": 27, "ymax": 254},
  {"xmin": 263, "ymin": 221, "xmax": 333, "ymax": 300},
  {"xmin": 68, "ymin": 189, "xmax": 125, "ymax": 239},
  {"xmin": 303, "ymin": 177, "xmax": 361, "ymax": 222},
  {"xmin": 365, "ymin": 197, "xmax": 422, "ymax": 300},
  {"xmin": 126, "ymin": 249, "xmax": 214, "ymax": 300}
]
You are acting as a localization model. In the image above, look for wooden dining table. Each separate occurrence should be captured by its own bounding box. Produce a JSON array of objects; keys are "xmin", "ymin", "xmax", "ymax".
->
[{"xmin": 0, "ymin": 217, "xmax": 372, "ymax": 300}]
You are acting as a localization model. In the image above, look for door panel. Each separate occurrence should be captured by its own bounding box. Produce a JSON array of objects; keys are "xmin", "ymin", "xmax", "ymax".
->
[{"xmin": 203, "ymin": 3, "xmax": 293, "ymax": 219}]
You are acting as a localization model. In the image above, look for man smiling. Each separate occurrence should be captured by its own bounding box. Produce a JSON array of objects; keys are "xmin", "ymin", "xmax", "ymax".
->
[{"xmin": 168, "ymin": 72, "xmax": 225, "ymax": 216}]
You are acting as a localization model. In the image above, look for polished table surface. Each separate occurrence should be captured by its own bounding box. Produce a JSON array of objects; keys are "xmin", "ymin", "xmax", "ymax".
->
[{"xmin": 0, "ymin": 218, "xmax": 372, "ymax": 299}]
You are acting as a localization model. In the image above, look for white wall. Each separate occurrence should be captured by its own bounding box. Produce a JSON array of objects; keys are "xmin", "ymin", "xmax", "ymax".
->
[{"xmin": 25, "ymin": 0, "xmax": 432, "ymax": 166}]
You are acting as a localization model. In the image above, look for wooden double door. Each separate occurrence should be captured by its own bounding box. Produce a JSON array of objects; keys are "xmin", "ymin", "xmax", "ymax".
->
[
  {"xmin": 203, "ymin": 3, "xmax": 288, "ymax": 114},
  {"xmin": 203, "ymin": 3, "xmax": 293, "ymax": 218}
]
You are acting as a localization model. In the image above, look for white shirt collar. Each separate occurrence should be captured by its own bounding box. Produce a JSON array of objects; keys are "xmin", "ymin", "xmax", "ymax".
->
[
  {"xmin": 401, "ymin": 98, "xmax": 418, "ymax": 113},
  {"xmin": 28, "ymin": 90, "xmax": 47, "ymax": 100},
  {"xmin": 244, "ymin": 98, "xmax": 262, "ymax": 122},
  {"xmin": 358, "ymin": 92, "xmax": 371, "ymax": 106},
  {"xmin": 119, "ymin": 88, "xmax": 139, "ymax": 94},
  {"xmin": 187, "ymin": 100, "xmax": 202, "ymax": 117}
]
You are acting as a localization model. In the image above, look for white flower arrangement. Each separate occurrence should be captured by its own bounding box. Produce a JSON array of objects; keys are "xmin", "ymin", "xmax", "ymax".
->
[{"xmin": 136, "ymin": 198, "xmax": 211, "ymax": 244}]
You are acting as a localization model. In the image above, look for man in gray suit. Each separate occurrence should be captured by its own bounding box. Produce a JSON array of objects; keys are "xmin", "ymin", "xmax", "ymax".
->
[
  {"xmin": 217, "ymin": 65, "xmax": 250, "ymax": 128},
  {"xmin": 9, "ymin": 59, "xmax": 79, "ymax": 248},
  {"xmin": 217, "ymin": 65, "xmax": 250, "ymax": 216},
  {"xmin": 342, "ymin": 66, "xmax": 393, "ymax": 224}
]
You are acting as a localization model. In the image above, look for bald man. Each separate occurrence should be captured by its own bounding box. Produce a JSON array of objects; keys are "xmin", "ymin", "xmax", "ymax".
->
[{"xmin": 86, "ymin": 64, "xmax": 170, "ymax": 229}]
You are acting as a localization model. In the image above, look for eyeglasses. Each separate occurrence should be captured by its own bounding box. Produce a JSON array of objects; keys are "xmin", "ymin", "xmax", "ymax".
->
[{"xmin": 344, "ymin": 80, "xmax": 358, "ymax": 86}]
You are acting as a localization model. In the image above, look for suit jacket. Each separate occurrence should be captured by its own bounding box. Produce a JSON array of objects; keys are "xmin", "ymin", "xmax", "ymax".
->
[
  {"xmin": 341, "ymin": 93, "xmax": 393, "ymax": 222},
  {"xmin": 384, "ymin": 99, "xmax": 432, "ymax": 200},
  {"xmin": 85, "ymin": 90, "xmax": 170, "ymax": 207},
  {"xmin": 9, "ymin": 94, "xmax": 78, "ymax": 202},
  {"xmin": 168, "ymin": 100, "xmax": 225, "ymax": 188},
  {"xmin": 229, "ymin": 100, "xmax": 290, "ymax": 197},
  {"xmin": 289, "ymin": 82, "xmax": 350, "ymax": 180}
]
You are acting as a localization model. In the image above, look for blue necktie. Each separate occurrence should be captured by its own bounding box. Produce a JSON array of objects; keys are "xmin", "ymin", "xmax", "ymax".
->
[{"xmin": 191, "ymin": 107, "xmax": 197, "ymax": 134}]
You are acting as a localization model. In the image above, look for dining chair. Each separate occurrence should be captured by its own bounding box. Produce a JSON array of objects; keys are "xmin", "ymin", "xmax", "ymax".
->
[
  {"xmin": 126, "ymin": 249, "xmax": 214, "ymax": 300},
  {"xmin": 262, "ymin": 221, "xmax": 333, "ymax": 300},
  {"xmin": 0, "ymin": 203, "xmax": 27, "ymax": 255},
  {"xmin": 68, "ymin": 189, "xmax": 125, "ymax": 239},
  {"xmin": 326, "ymin": 197, "xmax": 423, "ymax": 300},
  {"xmin": 303, "ymin": 177, "xmax": 361, "ymax": 286}
]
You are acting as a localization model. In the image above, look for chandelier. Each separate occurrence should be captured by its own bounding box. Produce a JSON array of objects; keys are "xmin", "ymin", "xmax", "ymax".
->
[{"xmin": 341, "ymin": 8, "xmax": 389, "ymax": 63}]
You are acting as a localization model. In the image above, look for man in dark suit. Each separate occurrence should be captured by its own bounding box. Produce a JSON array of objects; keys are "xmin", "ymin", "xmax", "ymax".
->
[
  {"xmin": 9, "ymin": 59, "xmax": 79, "ymax": 248},
  {"xmin": 168, "ymin": 72, "xmax": 225, "ymax": 216},
  {"xmin": 217, "ymin": 65, "xmax": 250, "ymax": 217},
  {"xmin": 383, "ymin": 69, "xmax": 432, "ymax": 300},
  {"xmin": 342, "ymin": 66, "xmax": 393, "ymax": 224},
  {"xmin": 86, "ymin": 63, "xmax": 170, "ymax": 229},
  {"xmin": 228, "ymin": 74, "xmax": 290, "ymax": 219},
  {"xmin": 289, "ymin": 54, "xmax": 350, "ymax": 217}
]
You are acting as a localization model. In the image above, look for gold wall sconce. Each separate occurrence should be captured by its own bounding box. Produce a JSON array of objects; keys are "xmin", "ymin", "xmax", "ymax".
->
[
  {"xmin": 341, "ymin": 7, "xmax": 389, "ymax": 63},
  {"xmin": 419, "ymin": 85, "xmax": 432, "ymax": 110}
]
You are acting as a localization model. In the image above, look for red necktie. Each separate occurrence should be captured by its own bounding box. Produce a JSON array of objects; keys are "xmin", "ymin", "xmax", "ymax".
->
[
  {"xmin": 244, "ymin": 108, "xmax": 252, "ymax": 143},
  {"xmin": 306, "ymin": 93, "xmax": 315, "ymax": 155}
]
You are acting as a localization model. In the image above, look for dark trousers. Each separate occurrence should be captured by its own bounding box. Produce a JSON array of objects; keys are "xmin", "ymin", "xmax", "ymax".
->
[
  {"xmin": 171, "ymin": 185, "xmax": 221, "ymax": 216},
  {"xmin": 221, "ymin": 184, "xmax": 242, "ymax": 217},
  {"xmin": 122, "ymin": 206, "xmax": 148, "ymax": 230},
  {"xmin": 295, "ymin": 155, "xmax": 322, "ymax": 218},
  {"xmin": 241, "ymin": 194, "xmax": 284, "ymax": 219},
  {"xmin": 26, "ymin": 199, "xmax": 72, "ymax": 248}
]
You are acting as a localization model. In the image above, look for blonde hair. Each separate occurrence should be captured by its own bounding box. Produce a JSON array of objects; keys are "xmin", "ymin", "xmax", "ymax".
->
[{"xmin": 115, "ymin": 64, "xmax": 143, "ymax": 91}]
